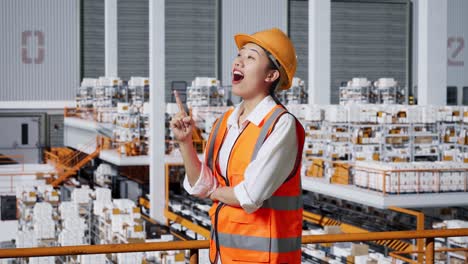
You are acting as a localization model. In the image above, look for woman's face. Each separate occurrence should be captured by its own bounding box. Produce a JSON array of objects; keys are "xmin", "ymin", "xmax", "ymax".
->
[{"xmin": 231, "ymin": 43, "xmax": 279, "ymax": 99}]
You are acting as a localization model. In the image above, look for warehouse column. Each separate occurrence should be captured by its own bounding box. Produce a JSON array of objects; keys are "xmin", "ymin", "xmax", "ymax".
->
[
  {"xmin": 149, "ymin": 0, "xmax": 166, "ymax": 223},
  {"xmin": 104, "ymin": 0, "xmax": 118, "ymax": 77},
  {"xmin": 417, "ymin": 0, "xmax": 447, "ymax": 105},
  {"xmin": 308, "ymin": 0, "xmax": 331, "ymax": 105}
]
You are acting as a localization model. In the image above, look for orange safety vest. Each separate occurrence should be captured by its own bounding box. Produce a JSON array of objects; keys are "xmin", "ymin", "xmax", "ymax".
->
[{"xmin": 205, "ymin": 104, "xmax": 305, "ymax": 263}]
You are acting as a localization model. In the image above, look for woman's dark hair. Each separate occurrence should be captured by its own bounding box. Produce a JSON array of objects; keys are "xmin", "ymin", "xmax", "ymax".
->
[{"xmin": 265, "ymin": 50, "xmax": 284, "ymax": 106}]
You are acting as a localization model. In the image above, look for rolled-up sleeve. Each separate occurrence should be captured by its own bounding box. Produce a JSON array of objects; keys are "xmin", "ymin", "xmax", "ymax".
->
[
  {"xmin": 183, "ymin": 162, "xmax": 218, "ymax": 198},
  {"xmin": 233, "ymin": 114, "xmax": 298, "ymax": 214}
]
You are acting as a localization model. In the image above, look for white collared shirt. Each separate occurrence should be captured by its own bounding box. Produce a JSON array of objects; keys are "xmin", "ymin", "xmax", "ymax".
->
[{"xmin": 183, "ymin": 95, "xmax": 298, "ymax": 214}]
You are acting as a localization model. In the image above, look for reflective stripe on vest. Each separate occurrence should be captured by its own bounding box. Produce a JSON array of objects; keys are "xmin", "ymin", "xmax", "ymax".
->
[
  {"xmin": 250, "ymin": 107, "xmax": 287, "ymax": 162},
  {"xmin": 206, "ymin": 111, "xmax": 228, "ymax": 170},
  {"xmin": 218, "ymin": 232, "xmax": 302, "ymax": 253},
  {"xmin": 261, "ymin": 195, "xmax": 303, "ymax": 211}
]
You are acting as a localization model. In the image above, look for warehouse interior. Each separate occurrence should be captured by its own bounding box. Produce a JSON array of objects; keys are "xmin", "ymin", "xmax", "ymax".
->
[{"xmin": 0, "ymin": 0, "xmax": 468, "ymax": 263}]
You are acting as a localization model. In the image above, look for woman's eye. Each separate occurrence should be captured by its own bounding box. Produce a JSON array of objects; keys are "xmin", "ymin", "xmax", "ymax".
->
[
  {"xmin": 236, "ymin": 53, "xmax": 241, "ymax": 57},
  {"xmin": 248, "ymin": 56, "xmax": 254, "ymax": 60}
]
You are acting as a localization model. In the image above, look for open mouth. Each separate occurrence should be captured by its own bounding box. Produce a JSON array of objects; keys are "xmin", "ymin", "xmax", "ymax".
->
[{"xmin": 232, "ymin": 70, "xmax": 244, "ymax": 83}]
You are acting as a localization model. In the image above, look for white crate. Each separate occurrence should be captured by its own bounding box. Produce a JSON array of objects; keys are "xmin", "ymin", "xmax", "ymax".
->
[
  {"xmin": 80, "ymin": 254, "xmax": 107, "ymax": 264},
  {"xmin": 116, "ymin": 252, "xmax": 144, "ymax": 264},
  {"xmin": 95, "ymin": 187, "xmax": 112, "ymax": 203},
  {"xmin": 33, "ymin": 217, "xmax": 55, "ymax": 239},
  {"xmin": 29, "ymin": 257, "xmax": 55, "ymax": 264},
  {"xmin": 59, "ymin": 201, "xmax": 79, "ymax": 219},
  {"xmin": 71, "ymin": 187, "xmax": 92, "ymax": 204},
  {"xmin": 33, "ymin": 202, "xmax": 53, "ymax": 219},
  {"xmin": 16, "ymin": 230, "xmax": 37, "ymax": 248}
]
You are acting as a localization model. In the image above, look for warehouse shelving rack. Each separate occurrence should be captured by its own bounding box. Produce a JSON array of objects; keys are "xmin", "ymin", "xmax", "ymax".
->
[{"xmin": 411, "ymin": 123, "xmax": 440, "ymax": 162}]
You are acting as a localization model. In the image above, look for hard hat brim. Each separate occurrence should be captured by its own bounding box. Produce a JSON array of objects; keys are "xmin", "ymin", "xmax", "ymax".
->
[{"xmin": 234, "ymin": 33, "xmax": 291, "ymax": 90}]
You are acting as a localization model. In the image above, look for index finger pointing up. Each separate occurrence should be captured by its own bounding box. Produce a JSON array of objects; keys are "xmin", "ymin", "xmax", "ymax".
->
[{"xmin": 174, "ymin": 90, "xmax": 187, "ymax": 116}]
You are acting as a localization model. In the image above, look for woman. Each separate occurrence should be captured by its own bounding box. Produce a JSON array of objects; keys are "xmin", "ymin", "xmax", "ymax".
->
[{"xmin": 170, "ymin": 28, "xmax": 305, "ymax": 263}]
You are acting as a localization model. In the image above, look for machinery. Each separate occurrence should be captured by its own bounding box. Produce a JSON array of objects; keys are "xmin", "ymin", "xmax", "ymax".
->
[
  {"xmin": 76, "ymin": 78, "xmax": 97, "ymax": 109},
  {"xmin": 339, "ymin": 77, "xmax": 405, "ymax": 105},
  {"xmin": 128, "ymin": 77, "xmax": 149, "ymax": 112},
  {"xmin": 186, "ymin": 77, "xmax": 226, "ymax": 107},
  {"xmin": 374, "ymin": 78, "xmax": 405, "ymax": 105},
  {"xmin": 113, "ymin": 103, "xmax": 142, "ymax": 156},
  {"xmin": 339, "ymin": 78, "xmax": 376, "ymax": 105},
  {"xmin": 277, "ymin": 77, "xmax": 308, "ymax": 105}
]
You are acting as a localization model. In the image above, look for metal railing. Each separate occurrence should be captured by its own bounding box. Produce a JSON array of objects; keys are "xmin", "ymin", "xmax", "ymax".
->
[{"xmin": 1, "ymin": 228, "xmax": 467, "ymax": 263}]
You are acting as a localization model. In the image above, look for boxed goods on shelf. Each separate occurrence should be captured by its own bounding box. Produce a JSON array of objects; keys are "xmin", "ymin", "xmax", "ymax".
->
[
  {"xmin": 29, "ymin": 257, "xmax": 55, "ymax": 264},
  {"xmin": 354, "ymin": 161, "xmax": 468, "ymax": 194},
  {"xmin": 299, "ymin": 104, "xmax": 468, "ymax": 183},
  {"xmin": 286, "ymin": 103, "xmax": 309, "ymax": 120},
  {"xmin": 79, "ymin": 254, "xmax": 107, "ymax": 264},
  {"xmin": 71, "ymin": 186, "xmax": 93, "ymax": 204},
  {"xmin": 76, "ymin": 78, "xmax": 97, "ymax": 109},
  {"xmin": 93, "ymin": 200, "xmax": 113, "ymax": 218},
  {"xmin": 115, "ymin": 252, "xmax": 144, "ymax": 264},
  {"xmin": 305, "ymin": 106, "xmax": 324, "ymax": 122},
  {"xmin": 348, "ymin": 105, "xmax": 379, "ymax": 123},
  {"xmin": 306, "ymin": 158, "xmax": 325, "ymax": 178},
  {"xmin": 277, "ymin": 77, "xmax": 308, "ymax": 105},
  {"xmin": 95, "ymin": 187, "xmax": 112, "ymax": 202},
  {"xmin": 33, "ymin": 202, "xmax": 53, "ymax": 219},
  {"xmin": 330, "ymin": 162, "xmax": 351, "ymax": 185},
  {"xmin": 16, "ymin": 186, "xmax": 37, "ymax": 203},
  {"xmin": 325, "ymin": 105, "xmax": 348, "ymax": 123},
  {"xmin": 113, "ymin": 199, "xmax": 136, "ymax": 214},
  {"xmin": 58, "ymin": 228, "xmax": 85, "ymax": 246},
  {"xmin": 416, "ymin": 105, "xmax": 438, "ymax": 123},
  {"xmin": 33, "ymin": 217, "xmax": 55, "ymax": 239},
  {"xmin": 463, "ymin": 107, "xmax": 468, "ymax": 123},
  {"xmin": 35, "ymin": 185, "xmax": 59, "ymax": 203},
  {"xmin": 16, "ymin": 230, "xmax": 37, "ymax": 248},
  {"xmin": 438, "ymin": 106, "xmax": 462, "ymax": 123},
  {"xmin": 58, "ymin": 201, "xmax": 79, "ymax": 219}
]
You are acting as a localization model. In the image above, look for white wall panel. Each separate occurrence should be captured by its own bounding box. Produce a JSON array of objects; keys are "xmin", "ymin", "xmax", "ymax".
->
[
  {"xmin": 221, "ymin": 0, "xmax": 288, "ymax": 86},
  {"xmin": 447, "ymin": 0, "xmax": 468, "ymax": 90},
  {"xmin": 0, "ymin": 0, "xmax": 79, "ymax": 101}
]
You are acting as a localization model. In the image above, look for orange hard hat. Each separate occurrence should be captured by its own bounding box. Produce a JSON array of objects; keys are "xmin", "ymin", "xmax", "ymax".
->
[{"xmin": 234, "ymin": 28, "xmax": 297, "ymax": 90}]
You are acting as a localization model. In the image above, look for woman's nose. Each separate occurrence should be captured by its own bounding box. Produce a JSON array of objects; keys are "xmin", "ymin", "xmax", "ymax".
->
[{"xmin": 234, "ymin": 58, "xmax": 242, "ymax": 67}]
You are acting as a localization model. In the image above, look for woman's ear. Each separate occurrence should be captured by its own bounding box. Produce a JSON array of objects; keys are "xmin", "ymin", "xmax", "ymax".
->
[{"xmin": 265, "ymin": 70, "xmax": 280, "ymax": 84}]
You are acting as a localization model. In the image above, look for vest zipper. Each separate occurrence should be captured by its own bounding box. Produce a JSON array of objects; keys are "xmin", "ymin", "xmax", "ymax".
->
[
  {"xmin": 212, "ymin": 202, "xmax": 225, "ymax": 264},
  {"xmin": 212, "ymin": 122, "xmax": 250, "ymax": 263}
]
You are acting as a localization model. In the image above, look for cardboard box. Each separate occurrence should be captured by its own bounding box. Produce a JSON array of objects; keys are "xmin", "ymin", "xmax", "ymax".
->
[
  {"xmin": 331, "ymin": 163, "xmax": 350, "ymax": 185},
  {"xmin": 307, "ymin": 159, "xmax": 325, "ymax": 178},
  {"xmin": 351, "ymin": 243, "xmax": 369, "ymax": 256}
]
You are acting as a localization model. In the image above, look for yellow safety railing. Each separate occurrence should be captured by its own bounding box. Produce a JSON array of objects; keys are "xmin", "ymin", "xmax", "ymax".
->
[{"xmin": 0, "ymin": 228, "xmax": 467, "ymax": 264}]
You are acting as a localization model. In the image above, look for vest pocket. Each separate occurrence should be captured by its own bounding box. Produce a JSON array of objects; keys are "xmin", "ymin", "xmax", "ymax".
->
[{"xmin": 223, "ymin": 211, "xmax": 271, "ymax": 262}]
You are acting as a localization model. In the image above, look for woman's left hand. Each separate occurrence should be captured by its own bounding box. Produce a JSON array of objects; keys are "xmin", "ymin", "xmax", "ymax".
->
[{"xmin": 209, "ymin": 187, "xmax": 240, "ymax": 206}]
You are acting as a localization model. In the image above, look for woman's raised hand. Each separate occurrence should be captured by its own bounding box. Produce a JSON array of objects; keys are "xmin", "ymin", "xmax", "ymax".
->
[{"xmin": 169, "ymin": 90, "xmax": 194, "ymax": 143}]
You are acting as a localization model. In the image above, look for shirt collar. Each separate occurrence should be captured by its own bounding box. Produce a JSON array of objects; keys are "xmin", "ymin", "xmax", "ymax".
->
[{"xmin": 227, "ymin": 95, "xmax": 277, "ymax": 128}]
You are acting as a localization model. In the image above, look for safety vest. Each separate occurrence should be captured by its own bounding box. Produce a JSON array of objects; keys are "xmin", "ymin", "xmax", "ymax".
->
[{"xmin": 205, "ymin": 104, "xmax": 305, "ymax": 263}]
